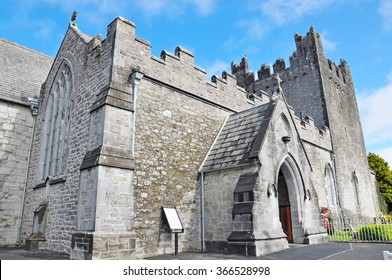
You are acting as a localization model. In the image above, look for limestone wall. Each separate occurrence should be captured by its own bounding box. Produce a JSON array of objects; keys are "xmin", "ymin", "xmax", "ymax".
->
[
  {"xmin": 0, "ymin": 101, "xmax": 33, "ymax": 245},
  {"xmin": 131, "ymin": 78, "xmax": 229, "ymax": 257},
  {"xmin": 21, "ymin": 25, "xmax": 114, "ymax": 253},
  {"xmin": 232, "ymin": 27, "xmax": 379, "ymax": 220},
  {"xmin": 0, "ymin": 39, "xmax": 52, "ymax": 246},
  {"xmin": 319, "ymin": 59, "xmax": 378, "ymax": 219},
  {"xmin": 20, "ymin": 16, "xmax": 263, "ymax": 258},
  {"xmin": 104, "ymin": 17, "xmax": 265, "ymax": 258}
]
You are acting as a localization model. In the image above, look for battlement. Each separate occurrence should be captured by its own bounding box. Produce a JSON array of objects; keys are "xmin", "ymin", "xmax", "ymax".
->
[
  {"xmin": 294, "ymin": 114, "xmax": 332, "ymax": 151},
  {"xmin": 103, "ymin": 16, "xmax": 265, "ymax": 112},
  {"xmin": 282, "ymin": 103, "xmax": 331, "ymax": 150},
  {"xmin": 233, "ymin": 27, "xmax": 352, "ymax": 88}
]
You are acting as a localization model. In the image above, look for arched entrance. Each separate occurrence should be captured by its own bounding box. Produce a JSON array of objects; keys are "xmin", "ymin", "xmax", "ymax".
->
[{"xmin": 277, "ymin": 156, "xmax": 305, "ymax": 243}]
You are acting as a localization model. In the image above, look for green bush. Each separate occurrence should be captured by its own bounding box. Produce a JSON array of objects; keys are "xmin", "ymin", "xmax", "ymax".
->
[
  {"xmin": 383, "ymin": 215, "xmax": 392, "ymax": 223},
  {"xmin": 357, "ymin": 224, "xmax": 392, "ymax": 241}
]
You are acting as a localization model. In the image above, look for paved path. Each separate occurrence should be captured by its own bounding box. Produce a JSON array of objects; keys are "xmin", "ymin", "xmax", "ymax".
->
[
  {"xmin": 0, "ymin": 247, "xmax": 69, "ymax": 260},
  {"xmin": 146, "ymin": 243, "xmax": 392, "ymax": 260},
  {"xmin": 1, "ymin": 242, "xmax": 391, "ymax": 260}
]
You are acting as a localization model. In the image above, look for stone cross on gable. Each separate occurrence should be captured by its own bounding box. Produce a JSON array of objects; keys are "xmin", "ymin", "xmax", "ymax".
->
[
  {"xmin": 271, "ymin": 73, "xmax": 283, "ymax": 101},
  {"xmin": 274, "ymin": 73, "xmax": 283, "ymax": 94}
]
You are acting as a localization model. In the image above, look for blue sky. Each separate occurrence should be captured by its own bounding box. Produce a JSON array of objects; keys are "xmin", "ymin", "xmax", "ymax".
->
[{"xmin": 1, "ymin": 0, "xmax": 392, "ymax": 165}]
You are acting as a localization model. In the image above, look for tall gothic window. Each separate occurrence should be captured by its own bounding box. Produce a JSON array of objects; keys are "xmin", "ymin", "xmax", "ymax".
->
[
  {"xmin": 39, "ymin": 61, "xmax": 73, "ymax": 180},
  {"xmin": 325, "ymin": 164, "xmax": 337, "ymax": 206},
  {"xmin": 352, "ymin": 171, "xmax": 360, "ymax": 210}
]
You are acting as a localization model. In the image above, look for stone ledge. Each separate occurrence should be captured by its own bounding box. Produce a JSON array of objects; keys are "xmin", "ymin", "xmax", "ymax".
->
[
  {"xmin": 80, "ymin": 145, "xmax": 135, "ymax": 170},
  {"xmin": 90, "ymin": 83, "xmax": 133, "ymax": 112}
]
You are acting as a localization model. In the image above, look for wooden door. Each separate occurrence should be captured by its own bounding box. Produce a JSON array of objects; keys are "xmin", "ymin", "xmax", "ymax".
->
[{"xmin": 279, "ymin": 203, "xmax": 293, "ymax": 243}]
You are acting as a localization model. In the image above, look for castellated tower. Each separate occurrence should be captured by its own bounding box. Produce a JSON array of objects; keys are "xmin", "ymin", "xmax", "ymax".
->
[{"xmin": 232, "ymin": 27, "xmax": 378, "ymax": 220}]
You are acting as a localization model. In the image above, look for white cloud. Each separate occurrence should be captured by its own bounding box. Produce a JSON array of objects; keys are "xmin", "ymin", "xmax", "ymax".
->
[
  {"xmin": 379, "ymin": 0, "xmax": 392, "ymax": 31},
  {"xmin": 185, "ymin": 0, "xmax": 215, "ymax": 15},
  {"xmin": 41, "ymin": 0, "xmax": 215, "ymax": 21},
  {"xmin": 237, "ymin": 19, "xmax": 271, "ymax": 40},
  {"xmin": 373, "ymin": 147, "xmax": 392, "ymax": 168},
  {"xmin": 134, "ymin": 0, "xmax": 172, "ymax": 17},
  {"xmin": 358, "ymin": 72, "xmax": 392, "ymax": 165},
  {"xmin": 319, "ymin": 31, "xmax": 337, "ymax": 53},
  {"xmin": 204, "ymin": 60, "xmax": 230, "ymax": 78},
  {"xmin": 259, "ymin": 0, "xmax": 336, "ymax": 25},
  {"xmin": 134, "ymin": 0, "xmax": 216, "ymax": 17}
]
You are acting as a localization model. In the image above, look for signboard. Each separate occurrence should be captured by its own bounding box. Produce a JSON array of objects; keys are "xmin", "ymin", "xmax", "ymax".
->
[{"xmin": 162, "ymin": 207, "xmax": 184, "ymax": 233}]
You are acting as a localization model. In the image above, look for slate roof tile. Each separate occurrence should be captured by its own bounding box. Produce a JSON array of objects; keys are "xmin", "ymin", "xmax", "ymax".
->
[{"xmin": 201, "ymin": 102, "xmax": 274, "ymax": 172}]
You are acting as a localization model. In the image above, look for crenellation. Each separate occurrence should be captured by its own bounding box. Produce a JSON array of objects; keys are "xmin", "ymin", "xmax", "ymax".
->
[
  {"xmin": 293, "ymin": 113, "xmax": 332, "ymax": 151},
  {"xmin": 160, "ymin": 49, "xmax": 180, "ymax": 62},
  {"xmin": 135, "ymin": 36, "xmax": 151, "ymax": 48},
  {"xmin": 175, "ymin": 46, "xmax": 195, "ymax": 65},
  {"xmin": 231, "ymin": 56, "xmax": 249, "ymax": 74},
  {"xmin": 211, "ymin": 74, "xmax": 226, "ymax": 84},
  {"xmin": 273, "ymin": 58, "xmax": 286, "ymax": 73},
  {"xmin": 257, "ymin": 64, "xmax": 271, "ymax": 79},
  {"xmin": 221, "ymin": 71, "xmax": 237, "ymax": 86},
  {"xmin": 303, "ymin": 115, "xmax": 315, "ymax": 127}
]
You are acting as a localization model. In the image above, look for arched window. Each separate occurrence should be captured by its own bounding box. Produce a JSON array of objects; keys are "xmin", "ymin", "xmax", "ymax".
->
[
  {"xmin": 39, "ymin": 61, "xmax": 73, "ymax": 179},
  {"xmin": 352, "ymin": 171, "xmax": 360, "ymax": 210},
  {"xmin": 325, "ymin": 164, "xmax": 337, "ymax": 206}
]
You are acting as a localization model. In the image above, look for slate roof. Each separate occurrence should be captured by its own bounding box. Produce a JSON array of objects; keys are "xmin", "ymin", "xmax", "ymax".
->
[
  {"xmin": 0, "ymin": 39, "xmax": 53, "ymax": 103},
  {"xmin": 201, "ymin": 102, "xmax": 274, "ymax": 172}
]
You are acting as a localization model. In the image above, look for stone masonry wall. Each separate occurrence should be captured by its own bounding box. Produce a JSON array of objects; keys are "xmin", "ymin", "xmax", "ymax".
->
[
  {"xmin": 0, "ymin": 101, "xmax": 33, "ymax": 245},
  {"xmin": 21, "ymin": 25, "xmax": 114, "ymax": 253},
  {"xmin": 0, "ymin": 38, "xmax": 52, "ymax": 246},
  {"xmin": 132, "ymin": 79, "xmax": 229, "ymax": 257},
  {"xmin": 107, "ymin": 17, "xmax": 266, "ymax": 258},
  {"xmin": 232, "ymin": 27, "xmax": 378, "ymax": 220},
  {"xmin": 319, "ymin": 58, "xmax": 378, "ymax": 219}
]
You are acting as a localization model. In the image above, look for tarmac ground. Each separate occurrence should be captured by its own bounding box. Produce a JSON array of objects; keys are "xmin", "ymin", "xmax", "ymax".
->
[{"xmin": 1, "ymin": 242, "xmax": 391, "ymax": 260}]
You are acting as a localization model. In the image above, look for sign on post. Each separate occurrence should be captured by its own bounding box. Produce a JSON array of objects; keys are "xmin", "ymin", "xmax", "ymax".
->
[{"xmin": 162, "ymin": 207, "xmax": 184, "ymax": 255}]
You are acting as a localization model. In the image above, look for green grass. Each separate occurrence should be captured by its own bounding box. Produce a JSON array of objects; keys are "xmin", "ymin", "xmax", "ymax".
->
[
  {"xmin": 328, "ymin": 230, "xmax": 353, "ymax": 241},
  {"xmin": 328, "ymin": 224, "xmax": 392, "ymax": 241}
]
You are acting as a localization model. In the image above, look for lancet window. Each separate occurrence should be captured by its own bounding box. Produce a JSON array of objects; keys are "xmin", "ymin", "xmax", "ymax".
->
[{"xmin": 39, "ymin": 61, "xmax": 73, "ymax": 180}]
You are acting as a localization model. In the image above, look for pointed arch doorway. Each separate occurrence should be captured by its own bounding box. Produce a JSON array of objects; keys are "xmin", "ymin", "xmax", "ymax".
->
[{"xmin": 277, "ymin": 156, "xmax": 305, "ymax": 244}]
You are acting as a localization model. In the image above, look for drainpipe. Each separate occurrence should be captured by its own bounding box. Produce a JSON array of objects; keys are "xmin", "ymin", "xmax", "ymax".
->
[
  {"xmin": 129, "ymin": 68, "xmax": 144, "ymax": 157},
  {"xmin": 16, "ymin": 97, "xmax": 39, "ymax": 246},
  {"xmin": 200, "ymin": 172, "xmax": 205, "ymax": 251}
]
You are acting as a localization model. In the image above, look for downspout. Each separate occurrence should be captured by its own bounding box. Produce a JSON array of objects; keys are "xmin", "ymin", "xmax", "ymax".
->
[
  {"xmin": 197, "ymin": 116, "xmax": 229, "ymax": 252},
  {"xmin": 200, "ymin": 172, "xmax": 205, "ymax": 251},
  {"xmin": 16, "ymin": 97, "xmax": 39, "ymax": 245},
  {"xmin": 129, "ymin": 68, "xmax": 144, "ymax": 157}
]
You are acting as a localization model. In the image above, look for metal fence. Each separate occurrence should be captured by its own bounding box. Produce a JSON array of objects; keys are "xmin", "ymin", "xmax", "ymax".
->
[{"xmin": 325, "ymin": 218, "xmax": 392, "ymax": 243}]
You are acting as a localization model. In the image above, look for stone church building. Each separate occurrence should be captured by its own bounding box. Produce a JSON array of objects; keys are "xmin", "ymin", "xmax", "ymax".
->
[{"xmin": 0, "ymin": 16, "xmax": 380, "ymax": 259}]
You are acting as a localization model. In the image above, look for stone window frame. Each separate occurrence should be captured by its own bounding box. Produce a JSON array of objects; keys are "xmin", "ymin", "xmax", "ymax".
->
[
  {"xmin": 324, "ymin": 164, "xmax": 337, "ymax": 207},
  {"xmin": 38, "ymin": 60, "xmax": 73, "ymax": 181},
  {"xmin": 352, "ymin": 171, "xmax": 361, "ymax": 210}
]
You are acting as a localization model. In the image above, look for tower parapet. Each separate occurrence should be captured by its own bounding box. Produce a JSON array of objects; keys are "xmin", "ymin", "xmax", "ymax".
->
[
  {"xmin": 231, "ymin": 26, "xmax": 355, "ymax": 129},
  {"xmin": 231, "ymin": 56, "xmax": 255, "ymax": 93}
]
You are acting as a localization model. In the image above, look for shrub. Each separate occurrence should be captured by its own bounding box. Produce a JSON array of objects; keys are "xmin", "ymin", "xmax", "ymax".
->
[
  {"xmin": 383, "ymin": 215, "xmax": 392, "ymax": 223},
  {"xmin": 357, "ymin": 224, "xmax": 392, "ymax": 241},
  {"xmin": 320, "ymin": 207, "xmax": 334, "ymax": 235}
]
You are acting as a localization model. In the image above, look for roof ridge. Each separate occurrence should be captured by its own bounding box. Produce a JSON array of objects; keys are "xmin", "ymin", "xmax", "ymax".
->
[{"xmin": 0, "ymin": 38, "xmax": 53, "ymax": 59}]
